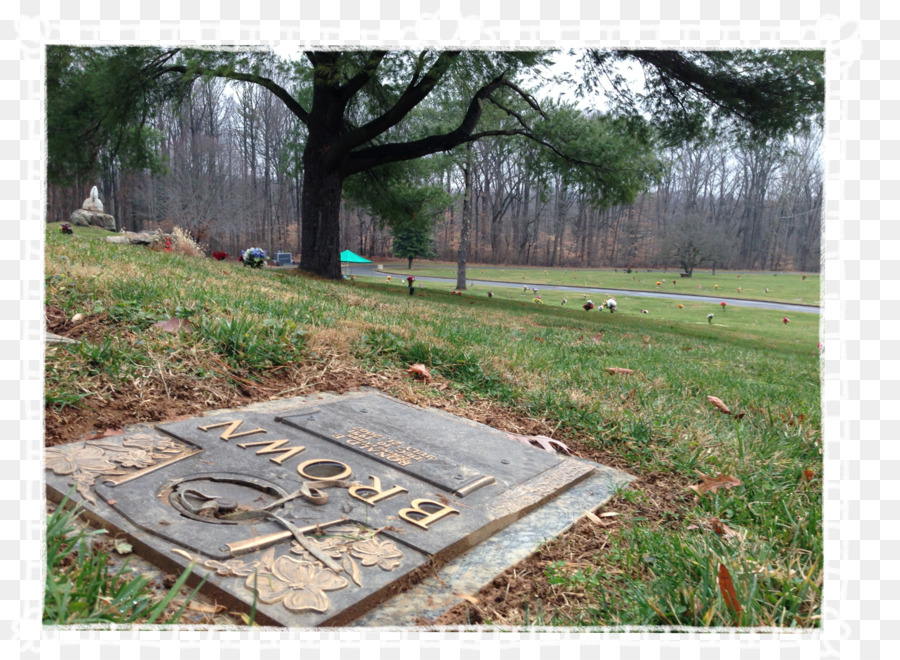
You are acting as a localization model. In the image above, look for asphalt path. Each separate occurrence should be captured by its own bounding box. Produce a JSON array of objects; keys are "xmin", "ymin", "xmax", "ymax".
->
[{"xmin": 350, "ymin": 265, "xmax": 820, "ymax": 315}]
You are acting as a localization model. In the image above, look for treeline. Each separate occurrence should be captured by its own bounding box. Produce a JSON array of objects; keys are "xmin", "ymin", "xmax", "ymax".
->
[{"xmin": 47, "ymin": 76, "xmax": 822, "ymax": 272}]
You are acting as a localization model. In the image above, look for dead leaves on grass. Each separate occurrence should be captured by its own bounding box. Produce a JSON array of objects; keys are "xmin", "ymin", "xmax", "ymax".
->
[
  {"xmin": 718, "ymin": 563, "xmax": 743, "ymax": 614},
  {"xmin": 151, "ymin": 318, "xmax": 194, "ymax": 334},
  {"xmin": 707, "ymin": 395, "xmax": 731, "ymax": 414},
  {"xmin": 687, "ymin": 518, "xmax": 742, "ymax": 541},
  {"xmin": 688, "ymin": 470, "xmax": 742, "ymax": 496},
  {"xmin": 606, "ymin": 367, "xmax": 635, "ymax": 376},
  {"xmin": 505, "ymin": 432, "xmax": 573, "ymax": 455},
  {"xmin": 406, "ymin": 364, "xmax": 432, "ymax": 381}
]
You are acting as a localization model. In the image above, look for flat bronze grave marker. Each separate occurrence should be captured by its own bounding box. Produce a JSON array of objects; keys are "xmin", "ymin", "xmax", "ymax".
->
[{"xmin": 45, "ymin": 391, "xmax": 631, "ymax": 627}]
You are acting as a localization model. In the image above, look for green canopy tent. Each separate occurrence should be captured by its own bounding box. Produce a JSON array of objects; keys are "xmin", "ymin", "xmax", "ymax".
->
[{"xmin": 340, "ymin": 249, "xmax": 372, "ymax": 277}]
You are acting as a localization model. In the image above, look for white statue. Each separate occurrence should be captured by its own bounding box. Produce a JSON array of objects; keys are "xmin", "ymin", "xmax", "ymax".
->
[{"xmin": 82, "ymin": 185, "xmax": 104, "ymax": 212}]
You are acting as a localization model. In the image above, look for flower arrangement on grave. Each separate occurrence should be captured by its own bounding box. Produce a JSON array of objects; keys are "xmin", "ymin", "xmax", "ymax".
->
[
  {"xmin": 60, "ymin": 223, "xmax": 73, "ymax": 235},
  {"xmin": 213, "ymin": 251, "xmax": 228, "ymax": 261},
  {"xmin": 242, "ymin": 247, "xmax": 267, "ymax": 268},
  {"xmin": 164, "ymin": 236, "xmax": 172, "ymax": 252},
  {"xmin": 720, "ymin": 301, "xmax": 727, "ymax": 310},
  {"xmin": 707, "ymin": 313, "xmax": 714, "ymax": 324}
]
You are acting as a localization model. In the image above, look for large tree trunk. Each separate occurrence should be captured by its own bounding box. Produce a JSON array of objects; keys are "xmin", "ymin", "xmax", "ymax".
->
[
  {"xmin": 299, "ymin": 159, "xmax": 344, "ymax": 279},
  {"xmin": 298, "ymin": 74, "xmax": 346, "ymax": 279}
]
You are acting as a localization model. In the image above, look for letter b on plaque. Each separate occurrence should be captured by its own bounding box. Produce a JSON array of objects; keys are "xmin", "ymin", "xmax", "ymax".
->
[{"xmin": 398, "ymin": 499, "xmax": 459, "ymax": 530}]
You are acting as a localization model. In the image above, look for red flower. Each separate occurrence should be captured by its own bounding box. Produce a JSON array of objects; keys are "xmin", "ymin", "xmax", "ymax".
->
[
  {"xmin": 213, "ymin": 251, "xmax": 228, "ymax": 261},
  {"xmin": 783, "ymin": 317, "xmax": 790, "ymax": 324},
  {"xmin": 720, "ymin": 301, "xmax": 727, "ymax": 309}
]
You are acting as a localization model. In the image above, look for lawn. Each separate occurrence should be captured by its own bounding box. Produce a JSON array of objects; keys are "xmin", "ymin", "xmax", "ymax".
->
[
  {"xmin": 377, "ymin": 261, "xmax": 821, "ymax": 307},
  {"xmin": 44, "ymin": 225, "xmax": 822, "ymax": 628}
]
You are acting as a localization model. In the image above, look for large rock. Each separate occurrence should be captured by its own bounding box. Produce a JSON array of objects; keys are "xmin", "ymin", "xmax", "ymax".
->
[
  {"xmin": 69, "ymin": 208, "xmax": 116, "ymax": 232},
  {"xmin": 104, "ymin": 231, "xmax": 160, "ymax": 245}
]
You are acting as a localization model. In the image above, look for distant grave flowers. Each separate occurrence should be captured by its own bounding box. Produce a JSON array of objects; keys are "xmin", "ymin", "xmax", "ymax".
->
[{"xmin": 242, "ymin": 247, "xmax": 268, "ymax": 268}]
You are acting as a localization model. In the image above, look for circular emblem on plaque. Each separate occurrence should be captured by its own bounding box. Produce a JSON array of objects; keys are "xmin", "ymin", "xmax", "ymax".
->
[{"xmin": 165, "ymin": 472, "xmax": 290, "ymax": 525}]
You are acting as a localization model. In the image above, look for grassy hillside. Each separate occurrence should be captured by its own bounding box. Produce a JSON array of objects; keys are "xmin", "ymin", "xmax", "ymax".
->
[{"xmin": 44, "ymin": 226, "xmax": 822, "ymax": 628}]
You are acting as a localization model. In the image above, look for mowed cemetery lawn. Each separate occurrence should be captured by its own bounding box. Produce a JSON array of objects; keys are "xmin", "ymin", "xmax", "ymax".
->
[
  {"xmin": 378, "ymin": 261, "xmax": 820, "ymax": 307},
  {"xmin": 45, "ymin": 226, "xmax": 822, "ymax": 628}
]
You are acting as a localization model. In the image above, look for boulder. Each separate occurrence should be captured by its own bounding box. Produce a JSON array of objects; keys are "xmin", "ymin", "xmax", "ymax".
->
[
  {"xmin": 69, "ymin": 208, "xmax": 116, "ymax": 232},
  {"xmin": 104, "ymin": 231, "xmax": 160, "ymax": 245}
]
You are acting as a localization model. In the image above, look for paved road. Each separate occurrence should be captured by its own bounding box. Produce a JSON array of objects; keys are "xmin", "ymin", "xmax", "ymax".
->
[{"xmin": 352, "ymin": 266, "xmax": 820, "ymax": 315}]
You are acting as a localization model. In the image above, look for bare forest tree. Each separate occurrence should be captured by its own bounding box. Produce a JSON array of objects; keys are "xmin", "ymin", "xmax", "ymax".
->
[{"xmin": 47, "ymin": 77, "xmax": 822, "ymax": 273}]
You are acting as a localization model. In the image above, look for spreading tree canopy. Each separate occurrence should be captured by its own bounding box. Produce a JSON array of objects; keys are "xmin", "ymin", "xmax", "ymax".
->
[{"xmin": 46, "ymin": 47, "xmax": 823, "ymax": 279}]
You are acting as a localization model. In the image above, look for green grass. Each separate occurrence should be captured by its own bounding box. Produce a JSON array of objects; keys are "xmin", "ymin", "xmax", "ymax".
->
[
  {"xmin": 45, "ymin": 225, "xmax": 822, "ymax": 628},
  {"xmin": 44, "ymin": 493, "xmax": 203, "ymax": 625},
  {"xmin": 377, "ymin": 260, "xmax": 820, "ymax": 307}
]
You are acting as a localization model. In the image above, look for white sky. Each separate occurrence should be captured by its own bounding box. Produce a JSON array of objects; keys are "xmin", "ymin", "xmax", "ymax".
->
[{"xmin": 268, "ymin": 46, "xmax": 645, "ymax": 112}]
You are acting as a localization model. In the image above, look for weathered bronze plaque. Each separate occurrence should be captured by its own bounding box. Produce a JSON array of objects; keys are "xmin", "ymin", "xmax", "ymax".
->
[{"xmin": 45, "ymin": 392, "xmax": 618, "ymax": 627}]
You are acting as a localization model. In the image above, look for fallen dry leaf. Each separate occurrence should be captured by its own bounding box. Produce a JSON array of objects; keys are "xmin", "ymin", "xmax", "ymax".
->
[
  {"xmin": 505, "ymin": 432, "xmax": 573, "ymax": 455},
  {"xmin": 707, "ymin": 395, "xmax": 732, "ymax": 414},
  {"xmin": 151, "ymin": 317, "xmax": 194, "ymax": 334},
  {"xmin": 113, "ymin": 539, "xmax": 133, "ymax": 554},
  {"xmin": 606, "ymin": 367, "xmax": 635, "ymax": 376},
  {"xmin": 599, "ymin": 511, "xmax": 620, "ymax": 518},
  {"xmin": 802, "ymin": 469, "xmax": 815, "ymax": 482},
  {"xmin": 688, "ymin": 518, "xmax": 742, "ymax": 541},
  {"xmin": 407, "ymin": 363, "xmax": 432, "ymax": 380},
  {"xmin": 583, "ymin": 510, "xmax": 602, "ymax": 524},
  {"xmin": 592, "ymin": 332, "xmax": 604, "ymax": 344},
  {"xmin": 718, "ymin": 563, "xmax": 743, "ymax": 614},
  {"xmin": 186, "ymin": 601, "xmax": 227, "ymax": 614},
  {"xmin": 454, "ymin": 593, "xmax": 479, "ymax": 606},
  {"xmin": 710, "ymin": 519, "xmax": 742, "ymax": 540},
  {"xmin": 688, "ymin": 471, "xmax": 743, "ymax": 496},
  {"xmin": 82, "ymin": 428, "xmax": 124, "ymax": 441}
]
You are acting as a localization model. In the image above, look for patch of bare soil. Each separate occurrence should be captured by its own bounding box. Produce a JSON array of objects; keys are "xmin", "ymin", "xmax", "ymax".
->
[{"xmin": 46, "ymin": 305, "xmax": 119, "ymax": 343}]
